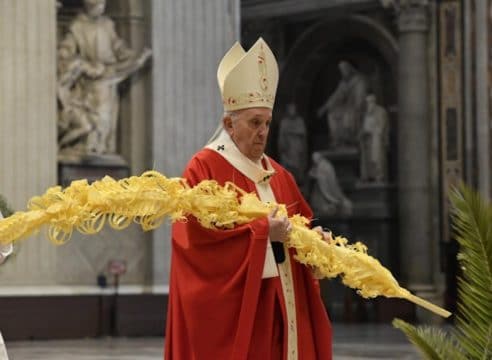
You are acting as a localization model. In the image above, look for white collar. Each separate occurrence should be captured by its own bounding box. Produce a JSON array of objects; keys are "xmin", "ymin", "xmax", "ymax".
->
[{"xmin": 206, "ymin": 130, "xmax": 275, "ymax": 185}]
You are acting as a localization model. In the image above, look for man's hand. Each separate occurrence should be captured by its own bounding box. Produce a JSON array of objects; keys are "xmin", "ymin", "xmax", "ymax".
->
[
  {"xmin": 312, "ymin": 226, "xmax": 331, "ymax": 242},
  {"xmin": 268, "ymin": 207, "xmax": 291, "ymax": 243},
  {"xmin": 311, "ymin": 226, "xmax": 331, "ymax": 279}
]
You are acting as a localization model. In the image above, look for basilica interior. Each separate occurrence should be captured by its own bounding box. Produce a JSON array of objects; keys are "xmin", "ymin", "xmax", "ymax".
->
[{"xmin": 0, "ymin": 0, "xmax": 488, "ymax": 350}]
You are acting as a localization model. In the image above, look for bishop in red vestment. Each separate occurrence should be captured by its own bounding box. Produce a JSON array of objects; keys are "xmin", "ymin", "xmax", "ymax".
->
[{"xmin": 165, "ymin": 38, "xmax": 332, "ymax": 360}]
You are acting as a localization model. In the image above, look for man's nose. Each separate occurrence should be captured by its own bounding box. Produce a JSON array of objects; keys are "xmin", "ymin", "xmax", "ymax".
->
[{"xmin": 258, "ymin": 124, "xmax": 268, "ymax": 136}]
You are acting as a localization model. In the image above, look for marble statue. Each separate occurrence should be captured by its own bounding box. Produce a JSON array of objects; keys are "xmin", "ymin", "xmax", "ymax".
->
[
  {"xmin": 317, "ymin": 61, "xmax": 368, "ymax": 148},
  {"xmin": 308, "ymin": 152, "xmax": 352, "ymax": 216},
  {"xmin": 277, "ymin": 103, "xmax": 308, "ymax": 184},
  {"xmin": 57, "ymin": 0, "xmax": 152, "ymax": 160},
  {"xmin": 359, "ymin": 94, "xmax": 389, "ymax": 182}
]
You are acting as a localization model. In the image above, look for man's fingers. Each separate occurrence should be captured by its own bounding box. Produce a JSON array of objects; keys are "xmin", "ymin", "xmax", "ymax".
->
[
  {"xmin": 312, "ymin": 226, "xmax": 331, "ymax": 242},
  {"xmin": 312, "ymin": 226, "xmax": 323, "ymax": 235},
  {"xmin": 269, "ymin": 206, "xmax": 279, "ymax": 218}
]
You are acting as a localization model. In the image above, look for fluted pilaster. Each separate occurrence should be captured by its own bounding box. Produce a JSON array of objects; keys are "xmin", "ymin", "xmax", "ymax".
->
[
  {"xmin": 0, "ymin": 0, "xmax": 58, "ymax": 285},
  {"xmin": 150, "ymin": 0, "xmax": 240, "ymax": 285}
]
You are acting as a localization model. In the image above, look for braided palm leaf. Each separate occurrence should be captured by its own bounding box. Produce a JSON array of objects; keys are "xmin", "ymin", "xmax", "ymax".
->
[{"xmin": 0, "ymin": 170, "xmax": 450, "ymax": 317}]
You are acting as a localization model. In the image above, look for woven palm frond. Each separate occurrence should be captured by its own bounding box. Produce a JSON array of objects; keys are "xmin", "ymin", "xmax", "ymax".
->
[{"xmin": 0, "ymin": 170, "xmax": 450, "ymax": 317}]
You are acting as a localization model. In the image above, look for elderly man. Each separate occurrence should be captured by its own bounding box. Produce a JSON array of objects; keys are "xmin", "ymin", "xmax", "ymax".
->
[{"xmin": 165, "ymin": 38, "xmax": 332, "ymax": 360}]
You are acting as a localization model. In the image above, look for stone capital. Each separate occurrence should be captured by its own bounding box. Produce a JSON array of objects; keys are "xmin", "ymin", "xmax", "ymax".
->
[{"xmin": 381, "ymin": 0, "xmax": 429, "ymax": 33}]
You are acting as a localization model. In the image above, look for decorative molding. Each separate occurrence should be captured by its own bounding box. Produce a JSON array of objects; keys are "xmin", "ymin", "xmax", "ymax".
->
[
  {"xmin": 382, "ymin": 0, "xmax": 429, "ymax": 32},
  {"xmin": 381, "ymin": 0, "xmax": 428, "ymax": 11},
  {"xmin": 243, "ymin": 0, "xmax": 378, "ymax": 20}
]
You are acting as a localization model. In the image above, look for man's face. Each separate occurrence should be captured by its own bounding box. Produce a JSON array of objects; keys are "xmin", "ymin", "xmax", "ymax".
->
[
  {"xmin": 224, "ymin": 107, "xmax": 272, "ymax": 162},
  {"xmin": 84, "ymin": 0, "xmax": 106, "ymax": 18}
]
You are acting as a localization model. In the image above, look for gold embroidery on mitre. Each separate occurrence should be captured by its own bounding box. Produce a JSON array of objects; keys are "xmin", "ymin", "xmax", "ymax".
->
[
  {"xmin": 258, "ymin": 43, "xmax": 268, "ymax": 92},
  {"xmin": 224, "ymin": 92, "xmax": 275, "ymax": 107}
]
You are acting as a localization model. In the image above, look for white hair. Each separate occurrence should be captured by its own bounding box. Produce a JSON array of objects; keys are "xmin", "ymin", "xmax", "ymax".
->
[
  {"xmin": 206, "ymin": 110, "xmax": 237, "ymax": 144},
  {"xmin": 223, "ymin": 110, "xmax": 239, "ymax": 121}
]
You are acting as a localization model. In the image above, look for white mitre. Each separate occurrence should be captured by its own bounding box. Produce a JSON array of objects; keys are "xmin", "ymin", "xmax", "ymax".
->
[{"xmin": 217, "ymin": 37, "xmax": 279, "ymax": 111}]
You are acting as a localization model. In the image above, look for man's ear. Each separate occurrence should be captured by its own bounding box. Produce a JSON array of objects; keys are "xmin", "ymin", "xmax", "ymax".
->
[{"xmin": 223, "ymin": 115, "xmax": 234, "ymax": 135}]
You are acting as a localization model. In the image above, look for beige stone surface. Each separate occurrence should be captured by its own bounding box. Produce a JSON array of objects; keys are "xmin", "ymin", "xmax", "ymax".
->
[
  {"xmin": 0, "ymin": 0, "xmax": 58, "ymax": 286},
  {"xmin": 150, "ymin": 0, "xmax": 240, "ymax": 286}
]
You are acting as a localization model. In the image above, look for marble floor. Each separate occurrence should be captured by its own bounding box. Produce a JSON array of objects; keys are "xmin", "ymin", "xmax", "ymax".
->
[{"xmin": 4, "ymin": 324, "xmax": 421, "ymax": 360}]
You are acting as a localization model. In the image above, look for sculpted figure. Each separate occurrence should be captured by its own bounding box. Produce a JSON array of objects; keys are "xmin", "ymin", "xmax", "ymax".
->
[
  {"xmin": 317, "ymin": 61, "xmax": 368, "ymax": 148},
  {"xmin": 57, "ymin": 0, "xmax": 151, "ymax": 158},
  {"xmin": 359, "ymin": 94, "xmax": 389, "ymax": 182},
  {"xmin": 308, "ymin": 152, "xmax": 352, "ymax": 216},
  {"xmin": 278, "ymin": 103, "xmax": 308, "ymax": 184}
]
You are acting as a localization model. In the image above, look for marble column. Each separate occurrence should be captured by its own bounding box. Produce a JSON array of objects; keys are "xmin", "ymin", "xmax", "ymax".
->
[
  {"xmin": 474, "ymin": 0, "xmax": 490, "ymax": 197},
  {"xmin": 150, "ymin": 0, "xmax": 240, "ymax": 287},
  {"xmin": 395, "ymin": 1, "xmax": 438, "ymax": 312},
  {"xmin": 0, "ymin": 0, "xmax": 58, "ymax": 286}
]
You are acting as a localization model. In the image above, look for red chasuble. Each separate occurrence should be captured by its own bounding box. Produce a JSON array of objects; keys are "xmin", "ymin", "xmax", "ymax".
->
[{"xmin": 165, "ymin": 148, "xmax": 332, "ymax": 360}]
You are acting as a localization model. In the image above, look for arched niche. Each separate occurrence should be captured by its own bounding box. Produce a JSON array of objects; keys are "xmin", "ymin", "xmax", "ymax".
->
[{"xmin": 272, "ymin": 15, "xmax": 398, "ymax": 179}]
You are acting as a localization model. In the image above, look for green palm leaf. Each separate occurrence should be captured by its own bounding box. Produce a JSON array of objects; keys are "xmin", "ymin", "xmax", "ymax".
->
[
  {"xmin": 392, "ymin": 319, "xmax": 463, "ymax": 360},
  {"xmin": 394, "ymin": 184, "xmax": 492, "ymax": 359},
  {"xmin": 450, "ymin": 185, "xmax": 492, "ymax": 359}
]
